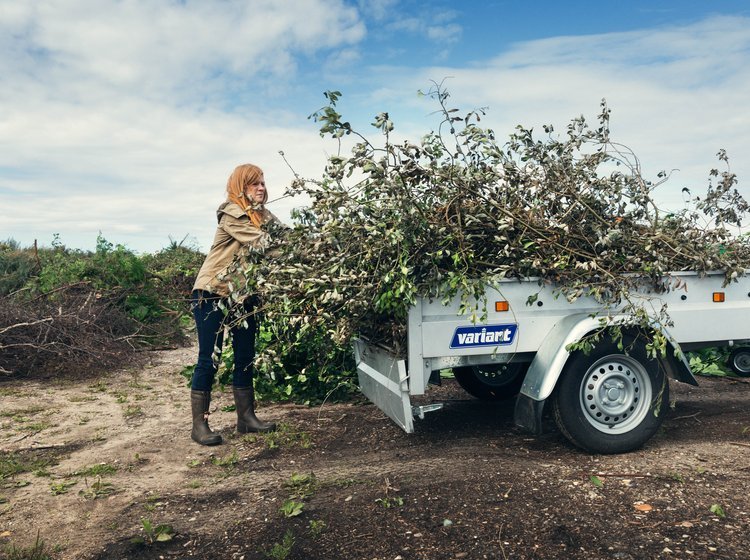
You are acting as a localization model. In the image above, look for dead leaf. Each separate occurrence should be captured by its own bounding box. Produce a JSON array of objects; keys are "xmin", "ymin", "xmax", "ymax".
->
[{"xmin": 634, "ymin": 503, "xmax": 653, "ymax": 512}]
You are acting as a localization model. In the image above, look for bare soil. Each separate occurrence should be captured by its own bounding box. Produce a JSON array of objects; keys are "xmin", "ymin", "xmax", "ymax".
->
[{"xmin": 1, "ymin": 342, "xmax": 749, "ymax": 560}]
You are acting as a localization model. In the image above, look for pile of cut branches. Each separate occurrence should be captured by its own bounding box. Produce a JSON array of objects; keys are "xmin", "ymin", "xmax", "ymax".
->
[
  {"xmin": 239, "ymin": 86, "xmax": 750, "ymax": 366},
  {"xmin": 0, "ymin": 238, "xmax": 202, "ymax": 378}
]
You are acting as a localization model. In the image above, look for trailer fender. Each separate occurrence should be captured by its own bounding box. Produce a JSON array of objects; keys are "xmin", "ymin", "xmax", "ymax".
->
[{"xmin": 513, "ymin": 314, "xmax": 698, "ymax": 435}]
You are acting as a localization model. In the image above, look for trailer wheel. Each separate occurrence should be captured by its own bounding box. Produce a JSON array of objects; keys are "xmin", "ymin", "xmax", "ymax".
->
[
  {"xmin": 728, "ymin": 347, "xmax": 750, "ymax": 377},
  {"xmin": 453, "ymin": 363, "xmax": 527, "ymax": 400},
  {"xmin": 552, "ymin": 335, "xmax": 668, "ymax": 454}
]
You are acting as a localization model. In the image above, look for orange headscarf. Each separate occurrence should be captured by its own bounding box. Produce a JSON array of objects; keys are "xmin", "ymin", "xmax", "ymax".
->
[{"xmin": 226, "ymin": 163, "xmax": 268, "ymax": 228}]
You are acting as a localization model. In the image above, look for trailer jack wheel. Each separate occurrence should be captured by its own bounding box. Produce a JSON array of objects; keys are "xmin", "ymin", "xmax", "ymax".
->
[
  {"xmin": 453, "ymin": 363, "xmax": 528, "ymax": 401},
  {"xmin": 729, "ymin": 347, "xmax": 750, "ymax": 377},
  {"xmin": 552, "ymin": 335, "xmax": 668, "ymax": 454}
]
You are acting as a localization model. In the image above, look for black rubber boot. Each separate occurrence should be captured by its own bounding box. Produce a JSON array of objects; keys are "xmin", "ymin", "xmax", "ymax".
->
[
  {"xmin": 233, "ymin": 386, "xmax": 276, "ymax": 433},
  {"xmin": 190, "ymin": 390, "xmax": 222, "ymax": 445}
]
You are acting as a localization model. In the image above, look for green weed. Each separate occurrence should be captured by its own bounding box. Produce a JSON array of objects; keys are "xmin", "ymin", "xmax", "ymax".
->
[
  {"xmin": 244, "ymin": 422, "xmax": 312, "ymax": 450},
  {"xmin": 262, "ymin": 529, "xmax": 295, "ymax": 560},
  {"xmin": 279, "ymin": 499, "xmax": 304, "ymax": 518},
  {"xmin": 50, "ymin": 481, "xmax": 77, "ymax": 495},
  {"xmin": 375, "ymin": 477, "xmax": 403, "ymax": 508},
  {"xmin": 2, "ymin": 531, "xmax": 52, "ymax": 560},
  {"xmin": 308, "ymin": 519, "xmax": 327, "ymax": 539},
  {"xmin": 284, "ymin": 472, "xmax": 318, "ymax": 500},
  {"xmin": 210, "ymin": 451, "xmax": 239, "ymax": 469},
  {"xmin": 79, "ymin": 478, "xmax": 115, "ymax": 499},
  {"xmin": 688, "ymin": 348, "xmax": 733, "ymax": 376},
  {"xmin": 123, "ymin": 405, "xmax": 143, "ymax": 418},
  {"xmin": 376, "ymin": 496, "xmax": 404, "ymax": 508},
  {"xmin": 710, "ymin": 504, "xmax": 727, "ymax": 518},
  {"xmin": 131, "ymin": 517, "xmax": 175, "ymax": 545}
]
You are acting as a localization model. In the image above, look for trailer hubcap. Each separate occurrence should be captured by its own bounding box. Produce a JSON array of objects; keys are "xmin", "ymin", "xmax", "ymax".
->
[
  {"xmin": 733, "ymin": 351, "xmax": 750, "ymax": 374},
  {"xmin": 579, "ymin": 355, "xmax": 652, "ymax": 434}
]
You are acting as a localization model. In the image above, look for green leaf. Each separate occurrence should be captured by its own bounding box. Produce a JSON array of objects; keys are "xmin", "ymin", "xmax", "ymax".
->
[
  {"xmin": 710, "ymin": 504, "xmax": 726, "ymax": 518},
  {"xmin": 280, "ymin": 499, "xmax": 305, "ymax": 518}
]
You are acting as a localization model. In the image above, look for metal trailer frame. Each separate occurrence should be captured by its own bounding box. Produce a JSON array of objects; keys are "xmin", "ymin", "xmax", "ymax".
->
[{"xmin": 355, "ymin": 272, "xmax": 750, "ymax": 436}]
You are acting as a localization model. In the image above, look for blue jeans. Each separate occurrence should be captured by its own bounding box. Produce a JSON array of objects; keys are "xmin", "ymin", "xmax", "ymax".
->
[{"xmin": 191, "ymin": 290, "xmax": 257, "ymax": 391}]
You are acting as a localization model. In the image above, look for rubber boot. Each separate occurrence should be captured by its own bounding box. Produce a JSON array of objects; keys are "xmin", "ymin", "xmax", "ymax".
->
[
  {"xmin": 190, "ymin": 390, "xmax": 222, "ymax": 445},
  {"xmin": 233, "ymin": 386, "xmax": 276, "ymax": 433}
]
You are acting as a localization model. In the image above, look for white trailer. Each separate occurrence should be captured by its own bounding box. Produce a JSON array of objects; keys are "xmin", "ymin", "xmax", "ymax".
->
[{"xmin": 354, "ymin": 271, "xmax": 750, "ymax": 454}]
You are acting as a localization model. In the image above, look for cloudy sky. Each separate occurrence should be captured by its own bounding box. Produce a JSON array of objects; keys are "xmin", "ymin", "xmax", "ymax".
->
[{"xmin": 2, "ymin": 0, "xmax": 749, "ymax": 253}]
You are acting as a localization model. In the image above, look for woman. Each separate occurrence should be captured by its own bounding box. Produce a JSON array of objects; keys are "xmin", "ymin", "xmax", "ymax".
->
[{"xmin": 190, "ymin": 163, "xmax": 278, "ymax": 446}]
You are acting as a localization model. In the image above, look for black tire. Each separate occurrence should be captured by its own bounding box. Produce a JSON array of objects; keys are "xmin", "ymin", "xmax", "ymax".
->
[
  {"xmin": 728, "ymin": 347, "xmax": 750, "ymax": 377},
  {"xmin": 453, "ymin": 363, "xmax": 528, "ymax": 401},
  {"xmin": 551, "ymin": 334, "xmax": 669, "ymax": 454}
]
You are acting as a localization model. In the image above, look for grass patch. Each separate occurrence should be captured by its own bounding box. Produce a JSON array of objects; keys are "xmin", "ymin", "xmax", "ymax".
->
[
  {"xmin": 88, "ymin": 380, "xmax": 108, "ymax": 393},
  {"xmin": 0, "ymin": 388, "xmax": 31, "ymax": 398},
  {"xmin": 18, "ymin": 421, "xmax": 54, "ymax": 433},
  {"xmin": 0, "ymin": 450, "xmax": 58, "ymax": 479},
  {"xmin": 0, "ymin": 405, "xmax": 45, "ymax": 418},
  {"xmin": 128, "ymin": 380, "xmax": 152, "ymax": 390},
  {"xmin": 2, "ymin": 531, "xmax": 53, "ymax": 560},
  {"xmin": 243, "ymin": 422, "xmax": 313, "ymax": 450},
  {"xmin": 283, "ymin": 472, "xmax": 318, "ymax": 500},
  {"xmin": 73, "ymin": 462, "xmax": 118, "ymax": 477},
  {"xmin": 79, "ymin": 478, "xmax": 116, "ymax": 499},
  {"xmin": 210, "ymin": 450, "xmax": 239, "ymax": 469},
  {"xmin": 67, "ymin": 394, "xmax": 97, "ymax": 403},
  {"xmin": 123, "ymin": 405, "xmax": 143, "ymax": 418}
]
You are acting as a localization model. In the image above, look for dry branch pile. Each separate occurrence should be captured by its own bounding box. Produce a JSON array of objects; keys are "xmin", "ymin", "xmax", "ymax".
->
[
  {"xmin": 0, "ymin": 285, "xmax": 139, "ymax": 376},
  {"xmin": 239, "ymin": 87, "xmax": 750, "ymax": 362},
  {"xmin": 0, "ymin": 241, "xmax": 201, "ymax": 378}
]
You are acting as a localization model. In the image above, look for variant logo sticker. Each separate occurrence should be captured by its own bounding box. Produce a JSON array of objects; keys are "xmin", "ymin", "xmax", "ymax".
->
[{"xmin": 449, "ymin": 324, "xmax": 518, "ymax": 349}]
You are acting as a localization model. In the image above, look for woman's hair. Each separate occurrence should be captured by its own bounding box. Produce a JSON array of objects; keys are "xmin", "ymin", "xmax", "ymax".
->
[{"xmin": 226, "ymin": 163, "xmax": 267, "ymax": 227}]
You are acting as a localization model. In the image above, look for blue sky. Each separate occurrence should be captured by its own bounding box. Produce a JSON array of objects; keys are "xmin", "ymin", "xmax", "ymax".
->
[{"xmin": 1, "ymin": 0, "xmax": 749, "ymax": 253}]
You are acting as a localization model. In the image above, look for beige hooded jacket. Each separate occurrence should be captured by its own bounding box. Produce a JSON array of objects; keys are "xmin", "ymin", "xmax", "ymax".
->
[{"xmin": 192, "ymin": 202, "xmax": 279, "ymax": 297}]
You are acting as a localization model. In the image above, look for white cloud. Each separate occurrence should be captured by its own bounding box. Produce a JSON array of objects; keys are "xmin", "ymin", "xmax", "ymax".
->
[
  {"xmin": 357, "ymin": 0, "xmax": 398, "ymax": 22},
  {"xmin": 426, "ymin": 23, "xmax": 462, "ymax": 44},
  {"xmin": 386, "ymin": 9, "xmax": 462, "ymax": 45}
]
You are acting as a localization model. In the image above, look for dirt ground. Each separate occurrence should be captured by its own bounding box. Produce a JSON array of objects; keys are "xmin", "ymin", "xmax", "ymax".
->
[{"xmin": 1, "ymin": 342, "xmax": 749, "ymax": 560}]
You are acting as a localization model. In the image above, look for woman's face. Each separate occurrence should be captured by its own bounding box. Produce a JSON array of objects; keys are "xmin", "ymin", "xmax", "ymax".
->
[{"xmin": 244, "ymin": 175, "xmax": 266, "ymax": 205}]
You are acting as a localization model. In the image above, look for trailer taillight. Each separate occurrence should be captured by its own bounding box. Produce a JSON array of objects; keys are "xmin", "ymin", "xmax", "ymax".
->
[
  {"xmin": 713, "ymin": 292, "xmax": 726, "ymax": 303},
  {"xmin": 495, "ymin": 301, "xmax": 509, "ymax": 312}
]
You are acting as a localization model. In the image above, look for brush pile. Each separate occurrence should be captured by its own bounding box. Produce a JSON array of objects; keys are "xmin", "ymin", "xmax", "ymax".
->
[{"xmin": 240, "ymin": 87, "xmax": 750, "ymax": 361}]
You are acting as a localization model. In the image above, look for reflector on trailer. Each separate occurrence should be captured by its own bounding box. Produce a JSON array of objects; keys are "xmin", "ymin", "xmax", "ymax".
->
[
  {"xmin": 713, "ymin": 292, "xmax": 725, "ymax": 303},
  {"xmin": 495, "ymin": 301, "xmax": 509, "ymax": 312}
]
